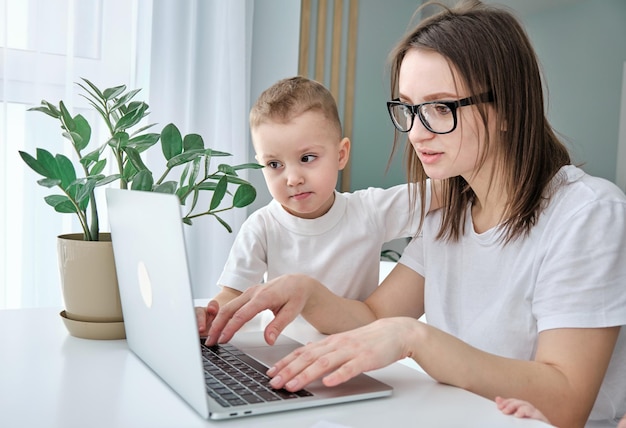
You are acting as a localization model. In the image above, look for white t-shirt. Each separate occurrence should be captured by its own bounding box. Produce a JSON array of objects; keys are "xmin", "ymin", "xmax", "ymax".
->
[
  {"xmin": 217, "ymin": 183, "xmax": 430, "ymax": 301},
  {"xmin": 400, "ymin": 165, "xmax": 626, "ymax": 427}
]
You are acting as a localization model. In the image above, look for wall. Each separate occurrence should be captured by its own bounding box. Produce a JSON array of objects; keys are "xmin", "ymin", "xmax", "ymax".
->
[
  {"xmin": 349, "ymin": 0, "xmax": 422, "ymax": 191},
  {"xmin": 247, "ymin": 0, "xmax": 302, "ymax": 212},
  {"xmin": 523, "ymin": 0, "xmax": 626, "ymax": 182}
]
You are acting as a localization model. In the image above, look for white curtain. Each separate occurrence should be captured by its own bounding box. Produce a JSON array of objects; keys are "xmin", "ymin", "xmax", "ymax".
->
[{"xmin": 0, "ymin": 0, "xmax": 253, "ymax": 308}]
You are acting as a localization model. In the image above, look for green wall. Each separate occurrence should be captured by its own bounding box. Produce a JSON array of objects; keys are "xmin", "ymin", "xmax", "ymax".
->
[
  {"xmin": 524, "ymin": 0, "xmax": 626, "ymax": 182},
  {"xmin": 349, "ymin": 0, "xmax": 421, "ymax": 191}
]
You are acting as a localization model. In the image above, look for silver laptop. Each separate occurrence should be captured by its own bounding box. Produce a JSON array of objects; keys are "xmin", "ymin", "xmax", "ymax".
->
[{"xmin": 105, "ymin": 188, "xmax": 393, "ymax": 420}]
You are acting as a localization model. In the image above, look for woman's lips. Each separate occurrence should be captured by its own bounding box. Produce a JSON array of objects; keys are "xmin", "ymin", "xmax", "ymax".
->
[{"xmin": 419, "ymin": 150, "xmax": 443, "ymax": 164}]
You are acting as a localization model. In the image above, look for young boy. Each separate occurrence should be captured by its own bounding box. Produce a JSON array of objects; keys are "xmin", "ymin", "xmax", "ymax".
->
[{"xmin": 196, "ymin": 76, "xmax": 432, "ymax": 335}]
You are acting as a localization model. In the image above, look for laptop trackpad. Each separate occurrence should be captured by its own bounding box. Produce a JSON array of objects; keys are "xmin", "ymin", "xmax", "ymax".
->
[{"xmin": 230, "ymin": 332, "xmax": 302, "ymax": 368}]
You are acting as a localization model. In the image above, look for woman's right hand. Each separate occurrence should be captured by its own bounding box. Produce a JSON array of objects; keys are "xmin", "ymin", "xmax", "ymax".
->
[{"xmin": 204, "ymin": 274, "xmax": 320, "ymax": 346}]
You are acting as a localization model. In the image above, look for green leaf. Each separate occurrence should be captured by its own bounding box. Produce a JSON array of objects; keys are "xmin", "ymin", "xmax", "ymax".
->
[
  {"xmin": 113, "ymin": 132, "xmax": 130, "ymax": 150},
  {"xmin": 96, "ymin": 174, "xmax": 121, "ymax": 186},
  {"xmin": 180, "ymin": 161, "xmax": 190, "ymax": 185},
  {"xmin": 19, "ymin": 150, "xmax": 51, "ymax": 177},
  {"xmin": 122, "ymin": 159, "xmax": 138, "ymax": 181},
  {"xmin": 209, "ymin": 175, "xmax": 228, "ymax": 210},
  {"xmin": 37, "ymin": 178, "xmax": 61, "ymax": 188},
  {"xmin": 218, "ymin": 164, "xmax": 237, "ymax": 175},
  {"xmin": 166, "ymin": 149, "xmax": 205, "ymax": 168},
  {"xmin": 45, "ymin": 195, "xmax": 78, "ymax": 214},
  {"xmin": 67, "ymin": 131, "xmax": 84, "ymax": 149},
  {"xmin": 59, "ymin": 101, "xmax": 76, "ymax": 133},
  {"xmin": 225, "ymin": 175, "xmax": 254, "ymax": 185},
  {"xmin": 129, "ymin": 123, "xmax": 158, "ymax": 137},
  {"xmin": 37, "ymin": 148, "xmax": 60, "ymax": 179},
  {"xmin": 75, "ymin": 178, "xmax": 97, "ymax": 204},
  {"xmin": 73, "ymin": 114, "xmax": 91, "ymax": 151},
  {"xmin": 232, "ymin": 184, "xmax": 256, "ymax": 208},
  {"xmin": 195, "ymin": 182, "xmax": 218, "ymax": 191},
  {"xmin": 176, "ymin": 185, "xmax": 191, "ymax": 201},
  {"xmin": 102, "ymin": 84, "xmax": 126, "ymax": 101},
  {"xmin": 128, "ymin": 133, "xmax": 160, "ymax": 152},
  {"xmin": 28, "ymin": 103, "xmax": 61, "ymax": 119},
  {"xmin": 182, "ymin": 217, "xmax": 193, "ymax": 226},
  {"xmin": 205, "ymin": 148, "xmax": 232, "ymax": 157},
  {"xmin": 55, "ymin": 154, "xmax": 77, "ymax": 189},
  {"xmin": 183, "ymin": 133, "xmax": 204, "ymax": 151},
  {"xmin": 154, "ymin": 181, "xmax": 177, "ymax": 194},
  {"xmin": 90, "ymin": 159, "xmax": 107, "ymax": 175},
  {"xmin": 161, "ymin": 123, "xmax": 183, "ymax": 161},
  {"xmin": 131, "ymin": 170, "xmax": 154, "ymax": 191},
  {"xmin": 114, "ymin": 102, "xmax": 148, "ymax": 132},
  {"xmin": 111, "ymin": 88, "xmax": 141, "ymax": 111},
  {"xmin": 233, "ymin": 162, "xmax": 264, "ymax": 170},
  {"xmin": 80, "ymin": 144, "xmax": 104, "ymax": 168},
  {"xmin": 125, "ymin": 146, "xmax": 149, "ymax": 171},
  {"xmin": 79, "ymin": 77, "xmax": 105, "ymax": 100},
  {"xmin": 187, "ymin": 157, "xmax": 200, "ymax": 187},
  {"xmin": 212, "ymin": 213, "xmax": 232, "ymax": 233}
]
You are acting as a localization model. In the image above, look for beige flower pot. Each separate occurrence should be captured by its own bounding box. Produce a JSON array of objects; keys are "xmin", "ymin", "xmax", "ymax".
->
[{"xmin": 57, "ymin": 233, "xmax": 125, "ymax": 339}]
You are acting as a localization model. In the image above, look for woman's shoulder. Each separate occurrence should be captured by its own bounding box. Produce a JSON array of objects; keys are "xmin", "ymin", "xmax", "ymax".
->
[{"xmin": 552, "ymin": 165, "xmax": 626, "ymax": 204}]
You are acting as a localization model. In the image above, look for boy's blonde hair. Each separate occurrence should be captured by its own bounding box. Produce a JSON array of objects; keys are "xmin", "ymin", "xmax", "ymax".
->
[{"xmin": 250, "ymin": 76, "xmax": 342, "ymax": 137}]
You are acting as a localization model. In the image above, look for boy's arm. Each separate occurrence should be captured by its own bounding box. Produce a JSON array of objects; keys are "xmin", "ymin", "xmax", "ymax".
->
[{"xmin": 212, "ymin": 286, "xmax": 243, "ymax": 306}]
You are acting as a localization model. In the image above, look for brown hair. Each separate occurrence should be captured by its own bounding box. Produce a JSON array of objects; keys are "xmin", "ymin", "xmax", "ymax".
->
[
  {"xmin": 250, "ymin": 76, "xmax": 342, "ymax": 137},
  {"xmin": 389, "ymin": 0, "xmax": 570, "ymax": 243}
]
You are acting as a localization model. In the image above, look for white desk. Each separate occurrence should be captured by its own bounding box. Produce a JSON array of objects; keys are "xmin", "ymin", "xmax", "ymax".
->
[{"xmin": 0, "ymin": 307, "xmax": 551, "ymax": 428}]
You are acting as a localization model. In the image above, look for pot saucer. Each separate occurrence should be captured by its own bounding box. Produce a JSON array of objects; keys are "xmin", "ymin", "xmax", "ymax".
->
[{"xmin": 60, "ymin": 310, "xmax": 126, "ymax": 340}]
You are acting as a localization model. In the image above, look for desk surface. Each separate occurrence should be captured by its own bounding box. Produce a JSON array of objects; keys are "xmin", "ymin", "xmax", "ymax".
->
[{"xmin": 0, "ymin": 307, "xmax": 551, "ymax": 428}]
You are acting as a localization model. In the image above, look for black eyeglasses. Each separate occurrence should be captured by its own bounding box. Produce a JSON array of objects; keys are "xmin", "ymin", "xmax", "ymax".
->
[{"xmin": 386, "ymin": 92, "xmax": 494, "ymax": 134}]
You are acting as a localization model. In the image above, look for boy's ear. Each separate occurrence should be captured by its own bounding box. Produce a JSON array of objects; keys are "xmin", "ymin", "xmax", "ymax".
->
[{"xmin": 338, "ymin": 137, "xmax": 351, "ymax": 170}]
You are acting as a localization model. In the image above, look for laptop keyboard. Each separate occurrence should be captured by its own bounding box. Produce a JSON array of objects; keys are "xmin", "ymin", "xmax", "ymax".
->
[{"xmin": 201, "ymin": 342, "xmax": 314, "ymax": 407}]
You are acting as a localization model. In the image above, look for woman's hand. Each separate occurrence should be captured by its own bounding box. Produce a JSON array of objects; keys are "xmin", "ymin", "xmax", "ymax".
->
[
  {"xmin": 205, "ymin": 274, "xmax": 320, "ymax": 346},
  {"xmin": 267, "ymin": 317, "xmax": 421, "ymax": 391}
]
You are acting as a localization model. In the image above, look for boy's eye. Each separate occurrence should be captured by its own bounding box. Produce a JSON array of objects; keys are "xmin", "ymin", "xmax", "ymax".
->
[
  {"xmin": 301, "ymin": 154, "xmax": 317, "ymax": 163},
  {"xmin": 267, "ymin": 161, "xmax": 283, "ymax": 169}
]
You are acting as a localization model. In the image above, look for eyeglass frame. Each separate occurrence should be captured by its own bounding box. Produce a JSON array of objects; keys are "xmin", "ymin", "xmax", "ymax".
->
[{"xmin": 386, "ymin": 91, "xmax": 494, "ymax": 135}]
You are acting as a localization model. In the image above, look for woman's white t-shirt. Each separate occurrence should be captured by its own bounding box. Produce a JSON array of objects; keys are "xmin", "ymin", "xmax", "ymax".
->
[{"xmin": 400, "ymin": 165, "xmax": 626, "ymax": 427}]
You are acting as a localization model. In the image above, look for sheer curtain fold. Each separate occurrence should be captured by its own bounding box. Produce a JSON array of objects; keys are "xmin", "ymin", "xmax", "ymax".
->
[
  {"xmin": 147, "ymin": 0, "xmax": 253, "ymax": 298},
  {"xmin": 1, "ymin": 0, "xmax": 252, "ymax": 308}
]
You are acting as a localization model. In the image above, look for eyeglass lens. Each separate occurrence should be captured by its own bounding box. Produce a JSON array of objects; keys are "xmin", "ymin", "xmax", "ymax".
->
[{"xmin": 389, "ymin": 103, "xmax": 455, "ymax": 134}]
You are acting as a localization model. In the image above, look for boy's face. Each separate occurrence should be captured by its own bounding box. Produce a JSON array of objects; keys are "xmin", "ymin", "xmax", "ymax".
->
[{"xmin": 252, "ymin": 110, "xmax": 350, "ymax": 219}]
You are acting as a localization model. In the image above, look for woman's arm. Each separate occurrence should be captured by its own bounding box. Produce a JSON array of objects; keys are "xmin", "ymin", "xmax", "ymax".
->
[
  {"xmin": 412, "ymin": 324, "xmax": 619, "ymax": 428},
  {"xmin": 269, "ymin": 317, "xmax": 618, "ymax": 428}
]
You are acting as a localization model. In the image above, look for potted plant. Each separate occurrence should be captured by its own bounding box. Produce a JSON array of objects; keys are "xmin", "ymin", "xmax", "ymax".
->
[{"xmin": 19, "ymin": 78, "xmax": 262, "ymax": 339}]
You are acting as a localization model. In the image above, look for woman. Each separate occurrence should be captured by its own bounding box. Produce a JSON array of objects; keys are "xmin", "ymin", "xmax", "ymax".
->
[{"xmin": 201, "ymin": 1, "xmax": 626, "ymax": 426}]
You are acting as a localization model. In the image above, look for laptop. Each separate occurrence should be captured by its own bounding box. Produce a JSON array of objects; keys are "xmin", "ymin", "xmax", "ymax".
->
[{"xmin": 105, "ymin": 188, "xmax": 393, "ymax": 420}]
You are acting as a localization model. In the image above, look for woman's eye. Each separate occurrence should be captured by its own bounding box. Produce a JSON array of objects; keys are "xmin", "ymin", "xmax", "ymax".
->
[
  {"xmin": 301, "ymin": 154, "xmax": 317, "ymax": 163},
  {"xmin": 434, "ymin": 104, "xmax": 452, "ymax": 115},
  {"xmin": 267, "ymin": 161, "xmax": 282, "ymax": 169}
]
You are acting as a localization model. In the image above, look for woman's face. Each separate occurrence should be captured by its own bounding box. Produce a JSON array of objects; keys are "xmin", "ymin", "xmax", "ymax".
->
[{"xmin": 398, "ymin": 48, "xmax": 495, "ymax": 184}]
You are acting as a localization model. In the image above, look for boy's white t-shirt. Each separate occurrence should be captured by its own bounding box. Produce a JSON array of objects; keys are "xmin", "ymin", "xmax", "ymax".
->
[
  {"xmin": 400, "ymin": 165, "xmax": 626, "ymax": 427},
  {"xmin": 217, "ymin": 183, "xmax": 429, "ymax": 301}
]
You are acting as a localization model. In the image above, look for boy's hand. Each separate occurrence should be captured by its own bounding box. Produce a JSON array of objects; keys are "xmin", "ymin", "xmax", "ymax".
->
[
  {"xmin": 495, "ymin": 397, "xmax": 550, "ymax": 423},
  {"xmin": 196, "ymin": 300, "xmax": 220, "ymax": 340}
]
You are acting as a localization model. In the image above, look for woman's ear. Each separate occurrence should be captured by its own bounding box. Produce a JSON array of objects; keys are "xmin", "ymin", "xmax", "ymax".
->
[{"xmin": 338, "ymin": 137, "xmax": 351, "ymax": 170}]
